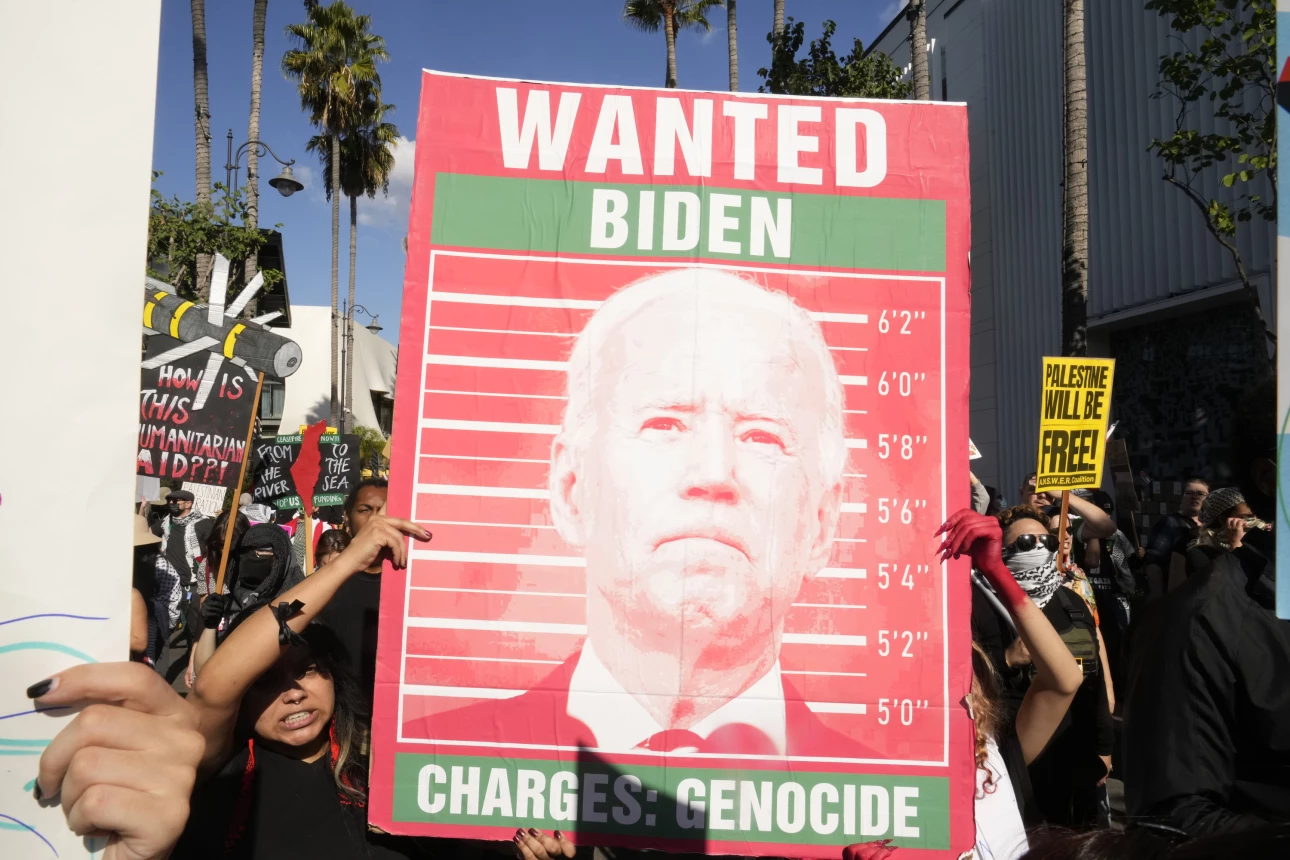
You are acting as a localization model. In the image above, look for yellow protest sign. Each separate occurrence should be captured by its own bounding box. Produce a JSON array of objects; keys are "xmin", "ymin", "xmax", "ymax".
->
[{"xmin": 1035, "ymin": 356, "xmax": 1115, "ymax": 492}]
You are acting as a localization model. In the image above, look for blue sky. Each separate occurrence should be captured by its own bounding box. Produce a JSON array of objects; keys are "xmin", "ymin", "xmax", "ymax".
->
[{"xmin": 151, "ymin": 0, "xmax": 905, "ymax": 342}]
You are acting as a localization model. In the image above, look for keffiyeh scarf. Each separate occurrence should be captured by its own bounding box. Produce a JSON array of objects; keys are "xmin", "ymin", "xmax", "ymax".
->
[
  {"xmin": 157, "ymin": 511, "xmax": 205, "ymax": 627},
  {"xmin": 1003, "ymin": 547, "xmax": 1062, "ymax": 608}
]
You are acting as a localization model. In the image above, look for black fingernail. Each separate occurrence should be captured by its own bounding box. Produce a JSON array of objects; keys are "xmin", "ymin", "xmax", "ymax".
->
[
  {"xmin": 26, "ymin": 679, "xmax": 53, "ymax": 699},
  {"xmin": 32, "ymin": 780, "xmax": 42, "ymax": 801},
  {"xmin": 553, "ymin": 831, "xmax": 562, "ymax": 839},
  {"xmin": 529, "ymin": 828, "xmax": 540, "ymax": 837}
]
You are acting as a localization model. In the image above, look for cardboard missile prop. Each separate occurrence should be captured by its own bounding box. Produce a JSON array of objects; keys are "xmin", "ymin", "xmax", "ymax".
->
[{"xmin": 141, "ymin": 253, "xmax": 302, "ymax": 410}]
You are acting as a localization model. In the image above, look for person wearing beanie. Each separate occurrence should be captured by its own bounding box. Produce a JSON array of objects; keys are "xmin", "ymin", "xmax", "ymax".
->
[
  {"xmin": 1125, "ymin": 482, "xmax": 1290, "ymax": 835},
  {"xmin": 1185, "ymin": 487, "xmax": 1272, "ymax": 577}
]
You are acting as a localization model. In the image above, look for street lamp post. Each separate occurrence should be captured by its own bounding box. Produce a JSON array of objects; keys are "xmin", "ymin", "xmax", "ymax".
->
[
  {"xmin": 341, "ymin": 301, "xmax": 382, "ymax": 435},
  {"xmin": 224, "ymin": 130, "xmax": 305, "ymax": 198}
]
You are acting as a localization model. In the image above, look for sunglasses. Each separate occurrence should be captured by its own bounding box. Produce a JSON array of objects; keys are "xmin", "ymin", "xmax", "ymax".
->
[{"xmin": 1004, "ymin": 533, "xmax": 1059, "ymax": 553}]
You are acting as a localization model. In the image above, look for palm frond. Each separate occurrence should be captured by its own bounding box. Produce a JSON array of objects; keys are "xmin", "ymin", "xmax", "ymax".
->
[
  {"xmin": 622, "ymin": 0, "xmax": 663, "ymax": 32},
  {"xmin": 675, "ymin": 0, "xmax": 723, "ymax": 33},
  {"xmin": 282, "ymin": 0, "xmax": 390, "ymax": 136}
]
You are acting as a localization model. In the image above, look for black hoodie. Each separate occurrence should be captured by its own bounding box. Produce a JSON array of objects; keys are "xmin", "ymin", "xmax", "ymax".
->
[{"xmin": 217, "ymin": 524, "xmax": 307, "ymax": 641}]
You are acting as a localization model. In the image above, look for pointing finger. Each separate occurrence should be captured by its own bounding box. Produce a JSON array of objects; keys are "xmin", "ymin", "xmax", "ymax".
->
[
  {"xmin": 381, "ymin": 516, "xmax": 432, "ymax": 541},
  {"xmin": 28, "ymin": 662, "xmax": 190, "ymax": 722}
]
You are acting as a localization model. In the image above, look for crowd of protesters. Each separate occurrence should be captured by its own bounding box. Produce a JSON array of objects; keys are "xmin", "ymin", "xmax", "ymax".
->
[{"xmin": 24, "ymin": 413, "xmax": 1290, "ymax": 859}]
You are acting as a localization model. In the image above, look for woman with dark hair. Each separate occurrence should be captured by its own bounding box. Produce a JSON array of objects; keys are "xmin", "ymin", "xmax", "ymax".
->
[
  {"xmin": 942, "ymin": 510, "xmax": 1084, "ymax": 858},
  {"xmin": 316, "ymin": 527, "xmax": 351, "ymax": 571},
  {"xmin": 984, "ymin": 505, "xmax": 1114, "ymax": 829},
  {"xmin": 175, "ymin": 505, "xmax": 432, "ymax": 858},
  {"xmin": 175, "ymin": 625, "xmax": 388, "ymax": 857}
]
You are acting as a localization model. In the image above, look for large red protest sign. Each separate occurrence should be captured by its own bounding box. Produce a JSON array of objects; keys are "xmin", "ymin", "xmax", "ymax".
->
[{"xmin": 372, "ymin": 72, "xmax": 973, "ymax": 857}]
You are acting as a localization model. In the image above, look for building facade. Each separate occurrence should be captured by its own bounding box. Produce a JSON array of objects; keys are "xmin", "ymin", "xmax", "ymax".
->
[
  {"xmin": 259, "ymin": 305, "xmax": 397, "ymax": 438},
  {"xmin": 871, "ymin": 0, "xmax": 1276, "ymax": 503}
]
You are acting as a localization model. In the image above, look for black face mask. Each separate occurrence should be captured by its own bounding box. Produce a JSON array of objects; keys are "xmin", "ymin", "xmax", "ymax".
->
[
  {"xmin": 238, "ymin": 555, "xmax": 275, "ymax": 590},
  {"xmin": 168, "ymin": 503, "xmax": 185, "ymax": 516}
]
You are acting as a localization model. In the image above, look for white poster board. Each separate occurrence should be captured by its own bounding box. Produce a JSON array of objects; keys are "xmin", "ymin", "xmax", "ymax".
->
[
  {"xmin": 181, "ymin": 482, "xmax": 229, "ymax": 518},
  {"xmin": 0, "ymin": 1, "xmax": 162, "ymax": 856}
]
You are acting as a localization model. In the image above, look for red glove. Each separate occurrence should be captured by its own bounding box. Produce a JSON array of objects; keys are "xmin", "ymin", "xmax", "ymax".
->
[
  {"xmin": 842, "ymin": 840, "xmax": 896, "ymax": 860},
  {"xmin": 936, "ymin": 509, "xmax": 1028, "ymax": 612}
]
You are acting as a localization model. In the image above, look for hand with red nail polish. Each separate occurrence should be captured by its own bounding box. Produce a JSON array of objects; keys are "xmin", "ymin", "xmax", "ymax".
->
[
  {"xmin": 936, "ymin": 509, "xmax": 1027, "ymax": 611},
  {"xmin": 843, "ymin": 839, "xmax": 897, "ymax": 860},
  {"xmin": 512, "ymin": 826, "xmax": 575, "ymax": 860}
]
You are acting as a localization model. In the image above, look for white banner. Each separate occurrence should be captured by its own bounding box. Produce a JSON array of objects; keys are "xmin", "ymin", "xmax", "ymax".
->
[{"xmin": 182, "ymin": 481, "xmax": 229, "ymax": 518}]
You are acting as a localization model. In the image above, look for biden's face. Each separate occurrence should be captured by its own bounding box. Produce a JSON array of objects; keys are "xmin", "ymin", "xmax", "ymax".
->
[{"xmin": 551, "ymin": 287, "xmax": 842, "ymax": 655}]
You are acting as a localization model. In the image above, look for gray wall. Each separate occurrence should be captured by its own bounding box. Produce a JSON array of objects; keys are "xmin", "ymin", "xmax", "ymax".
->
[{"xmin": 871, "ymin": 0, "xmax": 1275, "ymax": 499}]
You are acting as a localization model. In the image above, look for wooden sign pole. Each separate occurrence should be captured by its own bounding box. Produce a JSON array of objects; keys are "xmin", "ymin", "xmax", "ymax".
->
[
  {"xmin": 304, "ymin": 512, "xmax": 315, "ymax": 573},
  {"xmin": 1056, "ymin": 490, "xmax": 1072, "ymax": 574},
  {"xmin": 214, "ymin": 372, "xmax": 264, "ymax": 596}
]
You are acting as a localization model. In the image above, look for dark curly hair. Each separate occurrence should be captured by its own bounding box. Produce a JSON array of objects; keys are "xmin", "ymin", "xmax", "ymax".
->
[
  {"xmin": 225, "ymin": 624, "xmax": 369, "ymax": 852},
  {"xmin": 997, "ymin": 504, "xmax": 1049, "ymax": 532}
]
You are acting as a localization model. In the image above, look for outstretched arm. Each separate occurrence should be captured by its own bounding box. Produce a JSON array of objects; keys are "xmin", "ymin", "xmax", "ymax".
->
[
  {"xmin": 939, "ymin": 510, "xmax": 1084, "ymax": 764},
  {"xmin": 190, "ymin": 510, "xmax": 430, "ymax": 770},
  {"xmin": 1067, "ymin": 491, "xmax": 1116, "ymax": 539}
]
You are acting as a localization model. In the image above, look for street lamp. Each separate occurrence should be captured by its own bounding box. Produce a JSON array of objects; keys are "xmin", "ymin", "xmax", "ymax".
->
[
  {"xmin": 224, "ymin": 130, "xmax": 305, "ymax": 197},
  {"xmin": 341, "ymin": 302, "xmax": 382, "ymax": 434}
]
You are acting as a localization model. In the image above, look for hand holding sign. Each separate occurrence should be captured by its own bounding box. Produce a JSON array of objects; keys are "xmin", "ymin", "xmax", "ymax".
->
[
  {"xmin": 512, "ymin": 828, "xmax": 575, "ymax": 860},
  {"xmin": 30, "ymin": 663, "xmax": 203, "ymax": 860}
]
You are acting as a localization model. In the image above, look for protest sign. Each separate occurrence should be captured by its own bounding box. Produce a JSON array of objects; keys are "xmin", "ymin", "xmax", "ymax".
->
[
  {"xmin": 251, "ymin": 432, "xmax": 361, "ymax": 511},
  {"xmin": 137, "ymin": 474, "xmax": 161, "ymax": 505},
  {"xmin": 371, "ymin": 72, "xmax": 974, "ymax": 856},
  {"xmin": 0, "ymin": 4, "xmax": 161, "ymax": 857},
  {"xmin": 181, "ymin": 481, "xmax": 228, "ymax": 517},
  {"xmin": 137, "ymin": 334, "xmax": 257, "ymax": 488},
  {"xmin": 1034, "ymin": 357, "xmax": 1116, "ymax": 493}
]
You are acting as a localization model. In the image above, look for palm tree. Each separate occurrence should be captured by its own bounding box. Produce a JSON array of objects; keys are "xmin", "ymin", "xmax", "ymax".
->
[
  {"xmin": 1062, "ymin": 0, "xmax": 1088, "ymax": 356},
  {"xmin": 245, "ymin": 0, "xmax": 269, "ymax": 283},
  {"xmin": 191, "ymin": 0, "xmax": 213, "ymax": 296},
  {"xmin": 283, "ymin": 1, "xmax": 388, "ymax": 426},
  {"xmin": 908, "ymin": 1, "xmax": 929, "ymax": 100},
  {"xmin": 773, "ymin": 0, "xmax": 784, "ymax": 38},
  {"xmin": 623, "ymin": 0, "xmax": 723, "ymax": 89},
  {"xmin": 308, "ymin": 92, "xmax": 399, "ymax": 432},
  {"xmin": 726, "ymin": 0, "xmax": 738, "ymax": 91}
]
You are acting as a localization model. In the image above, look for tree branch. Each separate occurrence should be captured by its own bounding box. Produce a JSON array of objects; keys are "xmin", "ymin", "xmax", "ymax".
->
[{"xmin": 1160, "ymin": 172, "xmax": 1275, "ymax": 345}]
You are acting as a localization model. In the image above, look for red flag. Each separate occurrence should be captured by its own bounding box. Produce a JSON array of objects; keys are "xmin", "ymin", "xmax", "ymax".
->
[{"xmin": 290, "ymin": 419, "xmax": 327, "ymax": 519}]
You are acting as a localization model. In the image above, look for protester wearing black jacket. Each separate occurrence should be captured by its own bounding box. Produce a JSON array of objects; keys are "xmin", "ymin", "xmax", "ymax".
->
[{"xmin": 1124, "ymin": 538, "xmax": 1290, "ymax": 835}]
